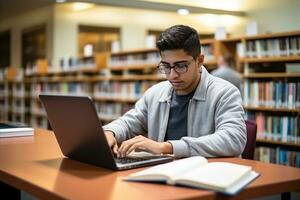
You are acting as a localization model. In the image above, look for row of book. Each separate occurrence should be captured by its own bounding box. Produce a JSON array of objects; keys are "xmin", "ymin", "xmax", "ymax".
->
[
  {"xmin": 31, "ymin": 83, "xmax": 92, "ymax": 97},
  {"xmin": 255, "ymin": 147, "xmax": 300, "ymax": 167},
  {"xmin": 245, "ymin": 36, "xmax": 300, "ymax": 58},
  {"xmin": 95, "ymin": 102, "xmax": 133, "ymax": 121},
  {"xmin": 109, "ymin": 52, "xmax": 160, "ymax": 67},
  {"xmin": 246, "ymin": 112, "xmax": 300, "ymax": 143},
  {"xmin": 11, "ymin": 99, "xmax": 27, "ymax": 113},
  {"xmin": 12, "ymin": 83, "xmax": 27, "ymax": 97},
  {"xmin": 30, "ymin": 81, "xmax": 157, "ymax": 100},
  {"xmin": 28, "ymin": 99, "xmax": 133, "ymax": 124},
  {"xmin": 243, "ymin": 80, "xmax": 300, "ymax": 109},
  {"xmin": 25, "ymin": 57, "xmax": 97, "ymax": 75},
  {"xmin": 0, "ymin": 82, "xmax": 27, "ymax": 97},
  {"xmin": 93, "ymin": 81, "xmax": 157, "ymax": 99},
  {"xmin": 0, "ymin": 98, "xmax": 26, "ymax": 113}
]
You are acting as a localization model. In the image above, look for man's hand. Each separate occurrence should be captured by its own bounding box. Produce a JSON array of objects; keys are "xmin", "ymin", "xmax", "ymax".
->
[
  {"xmin": 104, "ymin": 131, "xmax": 118, "ymax": 156},
  {"xmin": 118, "ymin": 135, "xmax": 173, "ymax": 158}
]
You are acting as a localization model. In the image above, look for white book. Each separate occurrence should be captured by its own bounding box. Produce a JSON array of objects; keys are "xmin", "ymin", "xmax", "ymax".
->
[
  {"xmin": 255, "ymin": 40, "xmax": 262, "ymax": 58},
  {"xmin": 0, "ymin": 122, "xmax": 34, "ymax": 138},
  {"xmin": 243, "ymin": 80, "xmax": 249, "ymax": 106},
  {"xmin": 236, "ymin": 42, "xmax": 245, "ymax": 58},
  {"xmin": 282, "ymin": 117, "xmax": 288, "ymax": 142},
  {"xmin": 124, "ymin": 156, "xmax": 259, "ymax": 195}
]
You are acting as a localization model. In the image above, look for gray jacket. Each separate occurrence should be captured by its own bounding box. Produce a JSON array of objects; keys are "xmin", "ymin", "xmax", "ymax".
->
[{"xmin": 103, "ymin": 66, "xmax": 247, "ymax": 158}]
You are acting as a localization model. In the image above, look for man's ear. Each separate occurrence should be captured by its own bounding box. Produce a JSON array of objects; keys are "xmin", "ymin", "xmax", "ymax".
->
[{"xmin": 197, "ymin": 54, "xmax": 204, "ymax": 65}]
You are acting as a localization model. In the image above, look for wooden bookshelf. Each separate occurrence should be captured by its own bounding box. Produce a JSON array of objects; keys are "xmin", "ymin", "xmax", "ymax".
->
[
  {"xmin": 239, "ymin": 55, "xmax": 300, "ymax": 63},
  {"xmin": 111, "ymin": 48, "xmax": 158, "ymax": 56},
  {"xmin": 108, "ymin": 64, "xmax": 157, "ymax": 71},
  {"xmin": 217, "ymin": 37, "xmax": 243, "ymax": 42},
  {"xmin": 10, "ymin": 96, "xmax": 31, "ymax": 100},
  {"xmin": 1, "ymin": 31, "xmax": 300, "ymax": 166},
  {"xmin": 244, "ymin": 30, "xmax": 300, "ymax": 40},
  {"xmin": 243, "ymin": 73, "xmax": 300, "ymax": 78},
  {"xmin": 201, "ymin": 39, "xmax": 215, "ymax": 45},
  {"xmin": 28, "ymin": 75, "xmax": 95, "ymax": 83},
  {"xmin": 256, "ymin": 138, "xmax": 300, "ymax": 149},
  {"xmin": 28, "ymin": 68, "xmax": 101, "ymax": 77},
  {"xmin": 240, "ymin": 30, "xmax": 300, "ymax": 167},
  {"xmin": 92, "ymin": 74, "xmax": 166, "ymax": 82},
  {"xmin": 93, "ymin": 96, "xmax": 139, "ymax": 103},
  {"xmin": 244, "ymin": 106, "xmax": 300, "ymax": 112}
]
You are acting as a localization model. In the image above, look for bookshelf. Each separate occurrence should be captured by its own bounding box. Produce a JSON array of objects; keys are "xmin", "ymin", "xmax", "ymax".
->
[
  {"xmin": 240, "ymin": 30, "xmax": 300, "ymax": 167},
  {"xmin": 243, "ymin": 73, "xmax": 300, "ymax": 78},
  {"xmin": 1, "ymin": 30, "xmax": 299, "ymax": 167},
  {"xmin": 20, "ymin": 49, "xmax": 167, "ymax": 127},
  {"xmin": 200, "ymin": 39, "xmax": 218, "ymax": 70},
  {"xmin": 94, "ymin": 49, "xmax": 162, "ymax": 122}
]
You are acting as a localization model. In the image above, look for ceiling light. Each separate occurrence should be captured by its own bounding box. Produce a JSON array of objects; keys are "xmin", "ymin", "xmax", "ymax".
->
[
  {"xmin": 72, "ymin": 2, "xmax": 95, "ymax": 11},
  {"xmin": 177, "ymin": 8, "xmax": 190, "ymax": 16},
  {"xmin": 56, "ymin": 0, "xmax": 66, "ymax": 3}
]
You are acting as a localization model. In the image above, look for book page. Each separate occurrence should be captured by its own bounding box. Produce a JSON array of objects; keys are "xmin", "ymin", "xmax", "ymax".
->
[
  {"xmin": 175, "ymin": 162, "xmax": 251, "ymax": 190},
  {"xmin": 125, "ymin": 156, "xmax": 208, "ymax": 183}
]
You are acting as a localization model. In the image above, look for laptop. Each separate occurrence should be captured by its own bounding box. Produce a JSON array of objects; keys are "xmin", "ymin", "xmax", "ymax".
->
[{"xmin": 39, "ymin": 94, "xmax": 173, "ymax": 170}]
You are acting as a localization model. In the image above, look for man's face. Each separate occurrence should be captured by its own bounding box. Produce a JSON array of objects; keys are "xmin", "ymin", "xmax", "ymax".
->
[{"xmin": 160, "ymin": 49, "xmax": 204, "ymax": 95}]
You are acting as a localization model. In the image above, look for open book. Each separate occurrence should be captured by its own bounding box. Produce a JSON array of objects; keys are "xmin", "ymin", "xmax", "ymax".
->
[
  {"xmin": 124, "ymin": 156, "xmax": 259, "ymax": 195},
  {"xmin": 0, "ymin": 122, "xmax": 34, "ymax": 138}
]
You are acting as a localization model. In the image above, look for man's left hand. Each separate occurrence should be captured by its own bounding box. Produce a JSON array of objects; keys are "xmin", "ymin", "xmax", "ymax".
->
[{"xmin": 118, "ymin": 135, "xmax": 172, "ymax": 157}]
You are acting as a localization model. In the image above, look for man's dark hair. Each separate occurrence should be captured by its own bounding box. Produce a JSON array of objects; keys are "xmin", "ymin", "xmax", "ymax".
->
[{"xmin": 156, "ymin": 25, "xmax": 201, "ymax": 59}]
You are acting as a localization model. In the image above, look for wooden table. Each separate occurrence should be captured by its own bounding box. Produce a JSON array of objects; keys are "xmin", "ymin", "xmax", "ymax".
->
[{"xmin": 0, "ymin": 129, "xmax": 300, "ymax": 200}]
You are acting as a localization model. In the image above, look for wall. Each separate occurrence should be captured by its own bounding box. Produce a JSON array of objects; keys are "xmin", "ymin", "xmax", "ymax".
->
[
  {"xmin": 0, "ymin": 6, "xmax": 53, "ymax": 68},
  {"xmin": 51, "ymin": 3, "xmax": 247, "ymax": 66},
  {"xmin": 1, "ymin": 0, "xmax": 300, "ymax": 68},
  {"xmin": 245, "ymin": 0, "xmax": 300, "ymax": 34}
]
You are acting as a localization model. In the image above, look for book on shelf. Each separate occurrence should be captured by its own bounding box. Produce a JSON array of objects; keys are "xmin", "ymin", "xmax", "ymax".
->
[
  {"xmin": 243, "ymin": 80, "xmax": 300, "ymax": 109},
  {"xmin": 286, "ymin": 63, "xmax": 300, "ymax": 73},
  {"xmin": 245, "ymin": 36, "xmax": 300, "ymax": 58},
  {"xmin": 0, "ymin": 122, "xmax": 34, "ymax": 138},
  {"xmin": 245, "ymin": 112, "xmax": 300, "ymax": 143},
  {"xmin": 255, "ymin": 146, "xmax": 300, "ymax": 167},
  {"xmin": 124, "ymin": 156, "xmax": 259, "ymax": 195}
]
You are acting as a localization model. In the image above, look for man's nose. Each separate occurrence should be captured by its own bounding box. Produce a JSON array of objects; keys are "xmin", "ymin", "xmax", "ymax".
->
[{"xmin": 169, "ymin": 68, "xmax": 179, "ymax": 78}]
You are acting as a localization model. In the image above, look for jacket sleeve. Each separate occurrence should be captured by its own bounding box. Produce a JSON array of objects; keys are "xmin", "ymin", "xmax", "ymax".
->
[
  {"xmin": 168, "ymin": 85, "xmax": 247, "ymax": 158},
  {"xmin": 102, "ymin": 93, "xmax": 149, "ymax": 144}
]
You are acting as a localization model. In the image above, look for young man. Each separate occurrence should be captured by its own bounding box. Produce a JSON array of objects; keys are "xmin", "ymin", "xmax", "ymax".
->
[{"xmin": 104, "ymin": 25, "xmax": 246, "ymax": 158}]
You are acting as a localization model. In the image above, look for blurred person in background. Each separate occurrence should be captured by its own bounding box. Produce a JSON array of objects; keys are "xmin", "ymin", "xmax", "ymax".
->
[{"xmin": 211, "ymin": 54, "xmax": 242, "ymax": 93}]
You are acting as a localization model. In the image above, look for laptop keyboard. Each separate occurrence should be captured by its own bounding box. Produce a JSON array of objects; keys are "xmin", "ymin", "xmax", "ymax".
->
[
  {"xmin": 115, "ymin": 157, "xmax": 150, "ymax": 164},
  {"xmin": 115, "ymin": 156, "xmax": 168, "ymax": 164}
]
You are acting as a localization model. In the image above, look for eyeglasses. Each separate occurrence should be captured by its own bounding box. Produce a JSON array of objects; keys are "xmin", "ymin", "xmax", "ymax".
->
[{"xmin": 157, "ymin": 59, "xmax": 194, "ymax": 74}]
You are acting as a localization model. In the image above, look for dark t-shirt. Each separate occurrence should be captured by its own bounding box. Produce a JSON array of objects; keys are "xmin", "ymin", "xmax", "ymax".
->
[{"xmin": 164, "ymin": 90, "xmax": 195, "ymax": 141}]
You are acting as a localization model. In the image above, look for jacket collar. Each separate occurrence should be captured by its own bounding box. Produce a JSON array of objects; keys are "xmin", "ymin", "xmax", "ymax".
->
[{"xmin": 159, "ymin": 66, "xmax": 209, "ymax": 102}]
